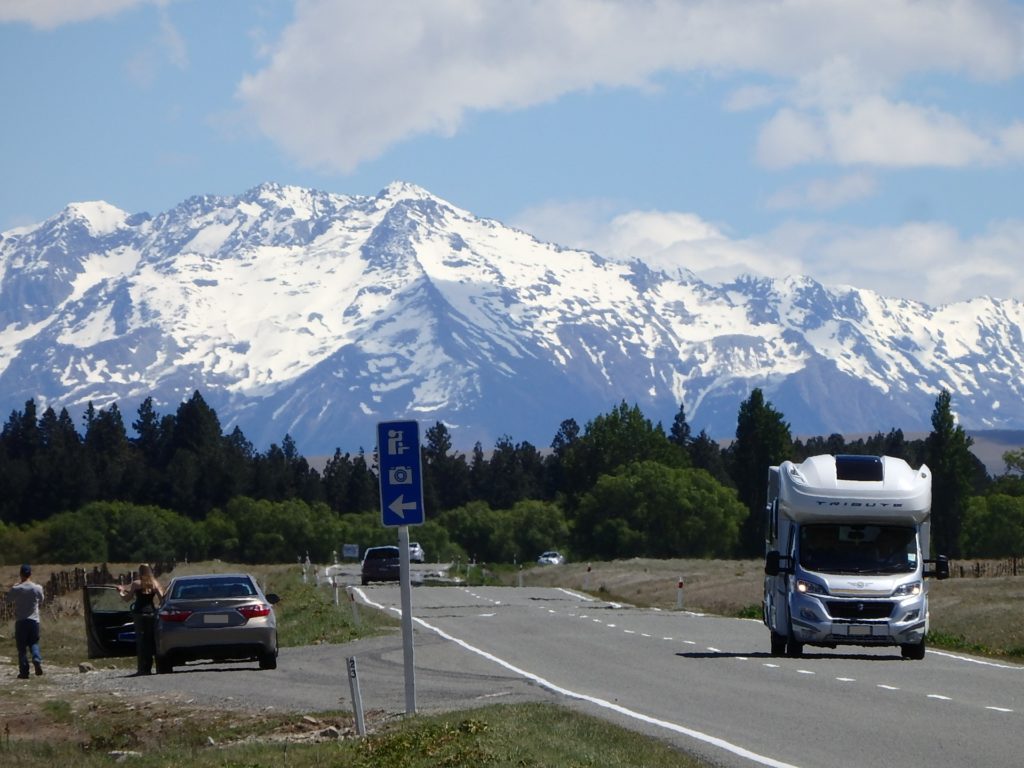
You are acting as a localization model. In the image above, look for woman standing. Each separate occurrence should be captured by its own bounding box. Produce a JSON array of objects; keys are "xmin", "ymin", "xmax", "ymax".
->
[{"xmin": 118, "ymin": 564, "xmax": 164, "ymax": 675}]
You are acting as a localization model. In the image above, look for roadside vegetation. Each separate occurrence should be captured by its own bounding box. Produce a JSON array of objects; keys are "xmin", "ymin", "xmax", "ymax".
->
[{"xmin": 2, "ymin": 388, "xmax": 1022, "ymax": 573}]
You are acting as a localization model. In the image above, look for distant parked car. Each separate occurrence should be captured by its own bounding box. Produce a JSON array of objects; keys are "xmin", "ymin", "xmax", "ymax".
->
[
  {"xmin": 362, "ymin": 545, "xmax": 401, "ymax": 585},
  {"xmin": 154, "ymin": 573, "xmax": 279, "ymax": 674},
  {"xmin": 537, "ymin": 551, "xmax": 565, "ymax": 565},
  {"xmin": 409, "ymin": 542, "xmax": 426, "ymax": 563}
]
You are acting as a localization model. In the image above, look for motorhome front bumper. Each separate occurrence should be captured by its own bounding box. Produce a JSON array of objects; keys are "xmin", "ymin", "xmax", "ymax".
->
[{"xmin": 789, "ymin": 592, "xmax": 926, "ymax": 646}]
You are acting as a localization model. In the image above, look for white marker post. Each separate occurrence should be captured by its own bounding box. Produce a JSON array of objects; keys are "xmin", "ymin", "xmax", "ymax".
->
[{"xmin": 346, "ymin": 655, "xmax": 366, "ymax": 736}]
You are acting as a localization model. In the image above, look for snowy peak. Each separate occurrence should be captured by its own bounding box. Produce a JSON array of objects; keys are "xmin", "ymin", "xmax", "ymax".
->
[{"xmin": 1, "ymin": 182, "xmax": 1023, "ymax": 454}]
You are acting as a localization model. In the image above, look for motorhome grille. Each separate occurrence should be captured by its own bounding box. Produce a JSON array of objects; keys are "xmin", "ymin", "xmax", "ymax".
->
[{"xmin": 826, "ymin": 601, "xmax": 894, "ymax": 620}]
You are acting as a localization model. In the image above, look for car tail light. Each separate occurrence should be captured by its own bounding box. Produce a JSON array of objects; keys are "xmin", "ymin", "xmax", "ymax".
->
[
  {"xmin": 237, "ymin": 604, "xmax": 271, "ymax": 620},
  {"xmin": 159, "ymin": 608, "xmax": 193, "ymax": 623}
]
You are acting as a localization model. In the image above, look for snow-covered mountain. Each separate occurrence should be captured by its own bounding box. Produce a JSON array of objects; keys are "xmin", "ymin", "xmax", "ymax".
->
[{"xmin": 2, "ymin": 182, "xmax": 1023, "ymax": 454}]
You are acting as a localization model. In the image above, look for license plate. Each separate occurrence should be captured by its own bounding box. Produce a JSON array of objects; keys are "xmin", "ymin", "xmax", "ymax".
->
[
  {"xmin": 203, "ymin": 614, "xmax": 230, "ymax": 625},
  {"xmin": 848, "ymin": 624, "xmax": 871, "ymax": 636}
]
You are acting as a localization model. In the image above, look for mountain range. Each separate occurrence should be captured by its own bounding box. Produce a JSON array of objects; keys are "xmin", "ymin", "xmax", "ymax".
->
[{"xmin": 1, "ymin": 181, "xmax": 1023, "ymax": 456}]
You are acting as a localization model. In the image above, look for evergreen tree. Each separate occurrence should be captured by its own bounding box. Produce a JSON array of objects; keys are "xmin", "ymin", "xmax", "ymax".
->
[
  {"xmin": 85, "ymin": 403, "xmax": 134, "ymax": 500},
  {"xmin": 36, "ymin": 406, "xmax": 90, "ymax": 516},
  {"xmin": 422, "ymin": 422, "xmax": 471, "ymax": 513},
  {"xmin": 727, "ymin": 388, "xmax": 792, "ymax": 556},
  {"xmin": 544, "ymin": 418, "xmax": 580, "ymax": 498},
  {"xmin": 925, "ymin": 390, "xmax": 974, "ymax": 558},
  {"xmin": 690, "ymin": 429, "xmax": 731, "ymax": 485},
  {"xmin": 322, "ymin": 448, "xmax": 355, "ymax": 512},
  {"xmin": 667, "ymin": 405, "xmax": 692, "ymax": 466}
]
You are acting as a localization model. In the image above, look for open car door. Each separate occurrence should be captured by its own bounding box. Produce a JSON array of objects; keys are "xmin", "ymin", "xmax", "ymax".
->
[{"xmin": 83, "ymin": 585, "xmax": 136, "ymax": 658}]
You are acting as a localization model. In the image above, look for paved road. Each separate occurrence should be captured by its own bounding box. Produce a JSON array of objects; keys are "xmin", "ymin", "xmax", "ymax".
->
[
  {"xmin": 66, "ymin": 584, "xmax": 1024, "ymax": 767},
  {"xmin": 359, "ymin": 584, "xmax": 1024, "ymax": 768}
]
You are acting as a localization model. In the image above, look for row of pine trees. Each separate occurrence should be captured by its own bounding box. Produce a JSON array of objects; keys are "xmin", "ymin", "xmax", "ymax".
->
[{"xmin": 1, "ymin": 388, "xmax": 1021, "ymax": 565}]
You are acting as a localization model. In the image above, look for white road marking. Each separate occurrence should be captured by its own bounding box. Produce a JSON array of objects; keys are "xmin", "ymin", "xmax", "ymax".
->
[
  {"xmin": 556, "ymin": 588, "xmax": 596, "ymax": 602},
  {"xmin": 357, "ymin": 590, "xmax": 803, "ymax": 768},
  {"xmin": 835, "ymin": 677, "xmax": 856, "ymax": 682},
  {"xmin": 878, "ymin": 684, "xmax": 900, "ymax": 690},
  {"xmin": 797, "ymin": 670, "xmax": 814, "ymax": 675},
  {"xmin": 927, "ymin": 694, "xmax": 952, "ymax": 701},
  {"xmin": 624, "ymin": 629, "xmax": 636, "ymax": 634},
  {"xmin": 986, "ymin": 706, "xmax": 1014, "ymax": 713},
  {"xmin": 928, "ymin": 650, "xmax": 1024, "ymax": 670}
]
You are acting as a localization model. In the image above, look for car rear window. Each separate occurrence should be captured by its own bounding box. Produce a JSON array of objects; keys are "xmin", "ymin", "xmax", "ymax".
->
[
  {"xmin": 364, "ymin": 548, "xmax": 399, "ymax": 560},
  {"xmin": 171, "ymin": 578, "xmax": 256, "ymax": 600}
]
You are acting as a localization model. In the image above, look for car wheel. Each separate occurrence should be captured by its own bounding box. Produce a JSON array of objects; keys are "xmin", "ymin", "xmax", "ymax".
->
[
  {"xmin": 155, "ymin": 657, "xmax": 173, "ymax": 674},
  {"xmin": 770, "ymin": 632, "xmax": 787, "ymax": 657},
  {"xmin": 361, "ymin": 577, "xmax": 368, "ymax": 586},
  {"xmin": 901, "ymin": 640, "xmax": 926, "ymax": 660},
  {"xmin": 259, "ymin": 651, "xmax": 278, "ymax": 670}
]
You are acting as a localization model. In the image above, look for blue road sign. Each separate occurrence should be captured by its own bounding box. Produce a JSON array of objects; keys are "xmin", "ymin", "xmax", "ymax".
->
[{"xmin": 377, "ymin": 420, "xmax": 425, "ymax": 527}]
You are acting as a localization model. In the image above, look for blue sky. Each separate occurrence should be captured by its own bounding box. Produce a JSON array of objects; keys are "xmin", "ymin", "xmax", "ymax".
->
[{"xmin": 2, "ymin": 0, "xmax": 1023, "ymax": 306}]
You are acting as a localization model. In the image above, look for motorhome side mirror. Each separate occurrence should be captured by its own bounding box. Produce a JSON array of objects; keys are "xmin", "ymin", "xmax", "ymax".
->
[
  {"xmin": 765, "ymin": 551, "xmax": 782, "ymax": 576},
  {"xmin": 925, "ymin": 555, "xmax": 950, "ymax": 580}
]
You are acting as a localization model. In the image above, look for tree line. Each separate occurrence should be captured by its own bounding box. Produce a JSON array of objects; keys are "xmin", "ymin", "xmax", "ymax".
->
[{"xmin": 1, "ymin": 388, "xmax": 1021, "ymax": 566}]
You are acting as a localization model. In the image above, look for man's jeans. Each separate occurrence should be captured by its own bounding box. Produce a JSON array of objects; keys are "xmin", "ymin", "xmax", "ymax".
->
[{"xmin": 14, "ymin": 618, "xmax": 42, "ymax": 676}]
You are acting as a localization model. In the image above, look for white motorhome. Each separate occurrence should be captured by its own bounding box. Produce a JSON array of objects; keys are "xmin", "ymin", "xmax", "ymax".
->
[{"xmin": 763, "ymin": 454, "xmax": 949, "ymax": 659}]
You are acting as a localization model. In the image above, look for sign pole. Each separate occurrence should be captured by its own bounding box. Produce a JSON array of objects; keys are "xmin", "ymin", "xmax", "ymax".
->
[
  {"xmin": 398, "ymin": 524, "xmax": 416, "ymax": 714},
  {"xmin": 377, "ymin": 420, "xmax": 424, "ymax": 717}
]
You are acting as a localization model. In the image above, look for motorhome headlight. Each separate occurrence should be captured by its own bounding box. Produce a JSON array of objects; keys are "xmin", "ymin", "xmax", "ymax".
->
[
  {"xmin": 795, "ymin": 579, "xmax": 827, "ymax": 596},
  {"xmin": 892, "ymin": 581, "xmax": 922, "ymax": 598}
]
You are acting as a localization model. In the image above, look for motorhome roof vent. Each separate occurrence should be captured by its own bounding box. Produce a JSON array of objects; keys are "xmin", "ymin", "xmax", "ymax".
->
[{"xmin": 835, "ymin": 454, "xmax": 884, "ymax": 482}]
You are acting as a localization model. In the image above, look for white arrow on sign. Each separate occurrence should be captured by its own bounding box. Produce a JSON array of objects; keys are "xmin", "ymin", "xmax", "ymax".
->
[{"xmin": 389, "ymin": 495, "xmax": 418, "ymax": 518}]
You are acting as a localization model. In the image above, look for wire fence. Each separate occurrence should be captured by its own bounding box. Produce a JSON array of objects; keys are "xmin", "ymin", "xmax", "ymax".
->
[{"xmin": 1, "ymin": 562, "xmax": 174, "ymax": 623}]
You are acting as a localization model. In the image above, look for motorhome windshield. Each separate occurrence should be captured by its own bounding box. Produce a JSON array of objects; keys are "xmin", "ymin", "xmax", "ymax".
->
[{"xmin": 798, "ymin": 524, "xmax": 917, "ymax": 575}]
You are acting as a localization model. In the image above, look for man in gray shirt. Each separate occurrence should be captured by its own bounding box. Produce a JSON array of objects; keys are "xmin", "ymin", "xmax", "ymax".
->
[{"xmin": 7, "ymin": 564, "xmax": 45, "ymax": 678}]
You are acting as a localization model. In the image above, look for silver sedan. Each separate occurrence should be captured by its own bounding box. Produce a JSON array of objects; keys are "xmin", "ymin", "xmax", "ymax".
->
[{"xmin": 155, "ymin": 573, "xmax": 279, "ymax": 673}]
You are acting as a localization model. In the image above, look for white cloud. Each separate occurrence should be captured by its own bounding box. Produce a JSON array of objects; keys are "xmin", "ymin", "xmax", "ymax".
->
[
  {"xmin": 237, "ymin": 0, "xmax": 1024, "ymax": 174},
  {"xmin": 513, "ymin": 202, "xmax": 803, "ymax": 286},
  {"xmin": 828, "ymin": 98, "xmax": 994, "ymax": 167},
  {"xmin": 0, "ymin": 0, "xmax": 154, "ymax": 29},
  {"xmin": 757, "ymin": 97, "xmax": 1009, "ymax": 169},
  {"xmin": 759, "ymin": 219, "xmax": 1024, "ymax": 305},
  {"xmin": 756, "ymin": 108, "xmax": 828, "ymax": 168},
  {"xmin": 765, "ymin": 173, "xmax": 877, "ymax": 211},
  {"xmin": 515, "ymin": 201, "xmax": 1024, "ymax": 306}
]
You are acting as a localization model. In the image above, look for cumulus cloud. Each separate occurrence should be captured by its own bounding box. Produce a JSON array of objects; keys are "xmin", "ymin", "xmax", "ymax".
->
[
  {"xmin": 513, "ymin": 201, "xmax": 803, "ymax": 286},
  {"xmin": 0, "ymin": 0, "xmax": 154, "ymax": 29},
  {"xmin": 237, "ymin": 0, "xmax": 1024, "ymax": 173},
  {"xmin": 515, "ymin": 200, "xmax": 1024, "ymax": 306}
]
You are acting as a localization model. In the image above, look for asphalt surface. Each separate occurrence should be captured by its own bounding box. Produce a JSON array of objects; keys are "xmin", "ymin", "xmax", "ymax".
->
[{"xmin": 53, "ymin": 583, "xmax": 1024, "ymax": 767}]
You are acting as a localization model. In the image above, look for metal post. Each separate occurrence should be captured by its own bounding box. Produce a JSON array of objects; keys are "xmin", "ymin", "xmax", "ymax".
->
[
  {"xmin": 346, "ymin": 656, "xmax": 366, "ymax": 736},
  {"xmin": 398, "ymin": 525, "xmax": 417, "ymax": 714},
  {"xmin": 348, "ymin": 587, "xmax": 361, "ymax": 626},
  {"xmin": 676, "ymin": 576, "xmax": 684, "ymax": 610}
]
